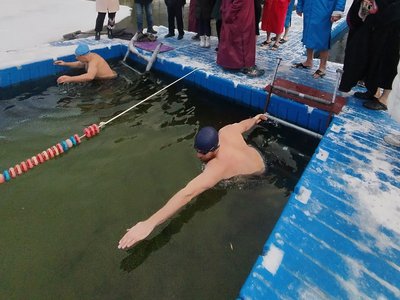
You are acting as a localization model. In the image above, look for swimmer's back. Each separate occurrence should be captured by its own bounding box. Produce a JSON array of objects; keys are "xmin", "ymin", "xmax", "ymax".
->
[
  {"xmin": 90, "ymin": 53, "xmax": 117, "ymax": 79},
  {"xmin": 216, "ymin": 124, "xmax": 266, "ymax": 177}
]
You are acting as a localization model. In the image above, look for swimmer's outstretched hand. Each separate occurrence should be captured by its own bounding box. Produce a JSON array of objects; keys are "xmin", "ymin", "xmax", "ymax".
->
[
  {"xmin": 118, "ymin": 220, "xmax": 155, "ymax": 250},
  {"xmin": 57, "ymin": 75, "xmax": 71, "ymax": 84},
  {"xmin": 54, "ymin": 60, "xmax": 66, "ymax": 66},
  {"xmin": 253, "ymin": 114, "xmax": 268, "ymax": 124}
]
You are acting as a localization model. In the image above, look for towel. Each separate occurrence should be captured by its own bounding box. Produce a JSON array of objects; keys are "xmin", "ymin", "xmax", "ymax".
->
[{"xmin": 135, "ymin": 42, "xmax": 174, "ymax": 53}]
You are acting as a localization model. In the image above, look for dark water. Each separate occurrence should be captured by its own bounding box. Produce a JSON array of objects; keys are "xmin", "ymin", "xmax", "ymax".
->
[{"xmin": 0, "ymin": 61, "xmax": 319, "ymax": 299}]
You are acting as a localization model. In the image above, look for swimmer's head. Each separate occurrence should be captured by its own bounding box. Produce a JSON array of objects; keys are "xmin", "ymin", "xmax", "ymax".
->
[
  {"xmin": 194, "ymin": 127, "xmax": 219, "ymax": 157},
  {"xmin": 75, "ymin": 44, "xmax": 90, "ymax": 57}
]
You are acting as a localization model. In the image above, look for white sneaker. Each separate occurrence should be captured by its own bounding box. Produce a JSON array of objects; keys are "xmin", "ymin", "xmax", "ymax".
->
[
  {"xmin": 200, "ymin": 36, "xmax": 205, "ymax": 47},
  {"xmin": 384, "ymin": 134, "xmax": 400, "ymax": 147},
  {"xmin": 205, "ymin": 36, "xmax": 210, "ymax": 48}
]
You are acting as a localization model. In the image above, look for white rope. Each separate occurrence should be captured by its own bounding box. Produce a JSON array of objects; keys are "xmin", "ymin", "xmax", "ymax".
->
[{"xmin": 98, "ymin": 68, "xmax": 199, "ymax": 129}]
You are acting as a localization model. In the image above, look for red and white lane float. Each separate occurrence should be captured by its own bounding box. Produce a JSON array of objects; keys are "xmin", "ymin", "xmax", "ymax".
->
[{"xmin": 0, "ymin": 124, "xmax": 100, "ymax": 185}]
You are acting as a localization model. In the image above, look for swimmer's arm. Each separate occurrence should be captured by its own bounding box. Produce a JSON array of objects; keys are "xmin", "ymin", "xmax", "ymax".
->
[
  {"xmin": 54, "ymin": 60, "xmax": 85, "ymax": 68},
  {"xmin": 236, "ymin": 114, "xmax": 267, "ymax": 133},
  {"xmin": 118, "ymin": 166, "xmax": 224, "ymax": 249},
  {"xmin": 59, "ymin": 64, "xmax": 98, "ymax": 83},
  {"xmin": 148, "ymin": 168, "xmax": 222, "ymax": 227}
]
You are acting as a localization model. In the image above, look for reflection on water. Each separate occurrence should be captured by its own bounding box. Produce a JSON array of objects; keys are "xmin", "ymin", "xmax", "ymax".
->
[{"xmin": 0, "ymin": 60, "xmax": 319, "ymax": 299}]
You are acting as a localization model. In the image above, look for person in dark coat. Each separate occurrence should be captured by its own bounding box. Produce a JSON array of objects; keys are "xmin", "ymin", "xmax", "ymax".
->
[
  {"xmin": 339, "ymin": 0, "xmax": 400, "ymax": 110},
  {"xmin": 164, "ymin": 0, "xmax": 186, "ymax": 39},
  {"xmin": 196, "ymin": 0, "xmax": 216, "ymax": 47},
  {"xmin": 134, "ymin": 0, "xmax": 157, "ymax": 34},
  {"xmin": 216, "ymin": 0, "xmax": 264, "ymax": 76}
]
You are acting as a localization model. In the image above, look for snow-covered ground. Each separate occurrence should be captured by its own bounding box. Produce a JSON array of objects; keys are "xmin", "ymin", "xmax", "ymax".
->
[{"xmin": 0, "ymin": 0, "xmax": 131, "ymax": 59}]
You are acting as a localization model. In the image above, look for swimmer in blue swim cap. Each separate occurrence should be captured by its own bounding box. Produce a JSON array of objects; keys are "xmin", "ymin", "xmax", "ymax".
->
[
  {"xmin": 193, "ymin": 126, "xmax": 220, "ymax": 162},
  {"xmin": 54, "ymin": 43, "xmax": 117, "ymax": 84},
  {"xmin": 118, "ymin": 114, "xmax": 268, "ymax": 250}
]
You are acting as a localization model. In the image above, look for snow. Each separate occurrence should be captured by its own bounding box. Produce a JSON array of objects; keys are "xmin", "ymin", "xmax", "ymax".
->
[
  {"xmin": 261, "ymin": 244, "xmax": 284, "ymax": 275},
  {"xmin": 295, "ymin": 186, "xmax": 312, "ymax": 204},
  {"xmin": 0, "ymin": 0, "xmax": 131, "ymax": 54}
]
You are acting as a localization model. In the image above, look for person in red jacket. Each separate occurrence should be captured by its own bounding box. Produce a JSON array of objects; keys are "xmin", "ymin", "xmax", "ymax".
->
[{"xmin": 260, "ymin": 0, "xmax": 292, "ymax": 50}]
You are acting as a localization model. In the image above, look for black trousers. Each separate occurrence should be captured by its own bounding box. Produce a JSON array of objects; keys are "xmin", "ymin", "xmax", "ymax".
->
[
  {"xmin": 215, "ymin": 19, "xmax": 222, "ymax": 41},
  {"xmin": 95, "ymin": 12, "xmax": 116, "ymax": 32},
  {"xmin": 197, "ymin": 18, "xmax": 211, "ymax": 36},
  {"xmin": 255, "ymin": 0, "xmax": 262, "ymax": 35},
  {"xmin": 167, "ymin": 5, "xmax": 184, "ymax": 35}
]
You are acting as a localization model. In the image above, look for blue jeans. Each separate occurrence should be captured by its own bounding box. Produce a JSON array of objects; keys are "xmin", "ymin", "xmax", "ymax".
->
[{"xmin": 135, "ymin": 3, "xmax": 154, "ymax": 32}]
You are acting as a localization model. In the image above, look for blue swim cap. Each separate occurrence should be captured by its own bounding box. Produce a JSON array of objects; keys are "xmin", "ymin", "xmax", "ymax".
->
[
  {"xmin": 194, "ymin": 126, "xmax": 219, "ymax": 153},
  {"xmin": 75, "ymin": 44, "xmax": 90, "ymax": 56}
]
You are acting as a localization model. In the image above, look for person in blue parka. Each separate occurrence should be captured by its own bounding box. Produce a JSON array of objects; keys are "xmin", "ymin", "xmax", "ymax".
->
[{"xmin": 293, "ymin": 0, "xmax": 346, "ymax": 79}]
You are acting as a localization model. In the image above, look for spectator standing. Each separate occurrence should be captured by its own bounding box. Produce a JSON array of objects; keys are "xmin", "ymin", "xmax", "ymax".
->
[
  {"xmin": 339, "ymin": 0, "xmax": 400, "ymax": 111},
  {"xmin": 216, "ymin": 0, "xmax": 264, "ymax": 77},
  {"xmin": 188, "ymin": 0, "xmax": 200, "ymax": 40},
  {"xmin": 134, "ymin": 0, "xmax": 157, "ymax": 34},
  {"xmin": 293, "ymin": 0, "xmax": 345, "ymax": 78},
  {"xmin": 196, "ymin": 0, "xmax": 216, "ymax": 47},
  {"xmin": 211, "ymin": 0, "xmax": 222, "ymax": 47},
  {"xmin": 95, "ymin": 0, "xmax": 120, "ymax": 40},
  {"xmin": 280, "ymin": 0, "xmax": 295, "ymax": 43},
  {"xmin": 164, "ymin": 0, "xmax": 186, "ymax": 39},
  {"xmin": 260, "ymin": 0, "xmax": 292, "ymax": 50}
]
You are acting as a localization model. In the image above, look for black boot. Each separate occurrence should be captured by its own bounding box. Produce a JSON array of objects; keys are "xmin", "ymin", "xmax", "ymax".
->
[
  {"xmin": 107, "ymin": 17, "xmax": 115, "ymax": 39},
  {"xmin": 95, "ymin": 31, "xmax": 100, "ymax": 40},
  {"xmin": 107, "ymin": 28, "xmax": 113, "ymax": 39},
  {"xmin": 147, "ymin": 28, "xmax": 157, "ymax": 34},
  {"xmin": 354, "ymin": 90, "xmax": 375, "ymax": 100}
]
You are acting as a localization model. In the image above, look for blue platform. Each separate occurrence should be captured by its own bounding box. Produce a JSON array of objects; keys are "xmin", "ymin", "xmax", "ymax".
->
[
  {"xmin": 1, "ymin": 7, "xmax": 399, "ymax": 298},
  {"xmin": 240, "ymin": 98, "xmax": 400, "ymax": 299}
]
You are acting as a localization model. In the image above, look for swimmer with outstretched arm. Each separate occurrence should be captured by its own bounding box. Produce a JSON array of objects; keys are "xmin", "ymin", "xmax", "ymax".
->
[
  {"xmin": 54, "ymin": 44, "xmax": 117, "ymax": 84},
  {"xmin": 118, "ymin": 114, "xmax": 268, "ymax": 249}
]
